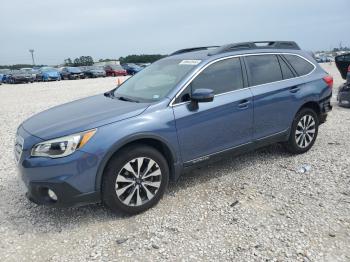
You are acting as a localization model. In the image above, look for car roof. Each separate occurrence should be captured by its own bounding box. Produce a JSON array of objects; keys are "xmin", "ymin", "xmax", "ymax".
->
[
  {"xmin": 164, "ymin": 41, "xmax": 310, "ymax": 63},
  {"xmin": 166, "ymin": 48, "xmax": 309, "ymax": 62}
]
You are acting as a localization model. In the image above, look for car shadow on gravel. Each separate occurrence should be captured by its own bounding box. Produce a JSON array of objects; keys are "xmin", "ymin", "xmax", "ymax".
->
[
  {"xmin": 4, "ymin": 143, "xmax": 290, "ymax": 233},
  {"xmin": 168, "ymin": 143, "xmax": 290, "ymax": 194}
]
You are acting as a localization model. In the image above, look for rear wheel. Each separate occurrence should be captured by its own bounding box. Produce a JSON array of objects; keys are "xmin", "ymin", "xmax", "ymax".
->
[
  {"xmin": 102, "ymin": 145, "xmax": 169, "ymax": 214},
  {"xmin": 284, "ymin": 108, "xmax": 319, "ymax": 154}
]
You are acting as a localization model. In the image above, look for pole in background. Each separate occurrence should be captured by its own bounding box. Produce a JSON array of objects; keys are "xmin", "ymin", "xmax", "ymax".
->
[{"xmin": 29, "ymin": 49, "xmax": 35, "ymax": 65}]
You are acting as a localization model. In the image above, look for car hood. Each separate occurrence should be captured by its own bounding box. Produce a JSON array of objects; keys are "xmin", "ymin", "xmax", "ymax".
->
[
  {"xmin": 22, "ymin": 94, "xmax": 150, "ymax": 140},
  {"xmin": 44, "ymin": 71, "xmax": 59, "ymax": 76}
]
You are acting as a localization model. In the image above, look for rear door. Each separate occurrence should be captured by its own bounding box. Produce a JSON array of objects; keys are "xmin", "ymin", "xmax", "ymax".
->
[
  {"xmin": 172, "ymin": 57, "xmax": 254, "ymax": 163},
  {"xmin": 244, "ymin": 54, "xmax": 300, "ymax": 139}
]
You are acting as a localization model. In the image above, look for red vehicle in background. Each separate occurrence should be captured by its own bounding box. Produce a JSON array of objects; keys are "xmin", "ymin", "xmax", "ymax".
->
[{"xmin": 104, "ymin": 65, "xmax": 127, "ymax": 76}]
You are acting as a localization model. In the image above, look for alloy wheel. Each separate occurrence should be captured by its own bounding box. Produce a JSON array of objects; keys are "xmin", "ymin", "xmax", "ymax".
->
[
  {"xmin": 115, "ymin": 157, "xmax": 162, "ymax": 207},
  {"xmin": 295, "ymin": 114, "xmax": 316, "ymax": 148}
]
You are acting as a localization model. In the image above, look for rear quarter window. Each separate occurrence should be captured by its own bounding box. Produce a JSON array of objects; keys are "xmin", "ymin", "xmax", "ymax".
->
[{"xmin": 283, "ymin": 54, "xmax": 315, "ymax": 76}]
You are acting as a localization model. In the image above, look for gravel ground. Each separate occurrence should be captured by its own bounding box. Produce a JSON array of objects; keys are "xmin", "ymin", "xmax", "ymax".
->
[{"xmin": 0, "ymin": 64, "xmax": 349, "ymax": 262}]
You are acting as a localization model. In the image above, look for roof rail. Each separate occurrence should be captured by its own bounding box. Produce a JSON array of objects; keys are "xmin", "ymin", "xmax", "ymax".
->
[
  {"xmin": 208, "ymin": 41, "xmax": 300, "ymax": 56},
  {"xmin": 169, "ymin": 46, "xmax": 219, "ymax": 56}
]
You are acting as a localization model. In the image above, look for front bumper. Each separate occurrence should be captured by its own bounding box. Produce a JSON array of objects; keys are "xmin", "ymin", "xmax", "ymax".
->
[
  {"xmin": 93, "ymin": 73, "xmax": 106, "ymax": 77},
  {"xmin": 25, "ymin": 180, "xmax": 100, "ymax": 207},
  {"xmin": 46, "ymin": 76, "xmax": 60, "ymax": 81},
  {"xmin": 13, "ymin": 78, "xmax": 32, "ymax": 83},
  {"xmin": 69, "ymin": 74, "xmax": 84, "ymax": 79},
  {"xmin": 16, "ymin": 126, "xmax": 101, "ymax": 207}
]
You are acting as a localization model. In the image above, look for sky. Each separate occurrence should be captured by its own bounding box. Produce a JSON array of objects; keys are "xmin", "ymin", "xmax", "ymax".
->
[{"xmin": 0, "ymin": 0, "xmax": 349, "ymax": 65}]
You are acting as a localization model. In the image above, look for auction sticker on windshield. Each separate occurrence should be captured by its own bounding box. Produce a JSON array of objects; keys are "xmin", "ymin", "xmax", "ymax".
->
[{"xmin": 179, "ymin": 60, "xmax": 201, "ymax": 65}]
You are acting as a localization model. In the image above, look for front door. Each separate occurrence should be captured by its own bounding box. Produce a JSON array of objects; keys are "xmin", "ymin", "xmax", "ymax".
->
[{"xmin": 172, "ymin": 57, "xmax": 254, "ymax": 163}]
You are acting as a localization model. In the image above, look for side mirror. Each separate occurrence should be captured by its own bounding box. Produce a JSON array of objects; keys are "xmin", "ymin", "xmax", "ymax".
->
[{"xmin": 191, "ymin": 88, "xmax": 214, "ymax": 103}]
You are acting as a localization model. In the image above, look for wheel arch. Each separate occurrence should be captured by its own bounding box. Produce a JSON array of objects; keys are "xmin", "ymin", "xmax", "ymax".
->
[
  {"xmin": 95, "ymin": 134, "xmax": 181, "ymax": 191},
  {"xmin": 298, "ymin": 101, "xmax": 321, "ymax": 119}
]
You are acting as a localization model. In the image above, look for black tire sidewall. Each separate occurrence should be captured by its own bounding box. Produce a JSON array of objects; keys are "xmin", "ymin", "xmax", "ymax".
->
[
  {"xmin": 288, "ymin": 108, "xmax": 319, "ymax": 154},
  {"xmin": 102, "ymin": 145, "xmax": 169, "ymax": 214}
]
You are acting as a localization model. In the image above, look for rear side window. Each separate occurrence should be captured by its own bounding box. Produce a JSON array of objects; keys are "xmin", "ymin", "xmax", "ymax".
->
[
  {"xmin": 278, "ymin": 56, "xmax": 295, "ymax": 79},
  {"xmin": 245, "ymin": 55, "xmax": 282, "ymax": 86},
  {"xmin": 283, "ymin": 54, "xmax": 314, "ymax": 76},
  {"xmin": 174, "ymin": 57, "xmax": 244, "ymax": 103}
]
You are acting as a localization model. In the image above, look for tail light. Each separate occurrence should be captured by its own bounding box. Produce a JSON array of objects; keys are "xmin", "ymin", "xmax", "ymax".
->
[
  {"xmin": 348, "ymin": 66, "xmax": 350, "ymax": 72},
  {"xmin": 323, "ymin": 75, "xmax": 333, "ymax": 89}
]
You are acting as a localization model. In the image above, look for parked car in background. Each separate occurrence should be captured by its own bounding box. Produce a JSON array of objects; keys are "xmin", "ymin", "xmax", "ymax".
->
[
  {"xmin": 122, "ymin": 63, "xmax": 143, "ymax": 75},
  {"xmin": 37, "ymin": 67, "xmax": 61, "ymax": 81},
  {"xmin": 0, "ymin": 73, "xmax": 3, "ymax": 85},
  {"xmin": 81, "ymin": 66, "xmax": 106, "ymax": 78},
  {"xmin": 0, "ymin": 69, "xmax": 11, "ymax": 83},
  {"xmin": 335, "ymin": 53, "xmax": 350, "ymax": 107},
  {"xmin": 16, "ymin": 41, "xmax": 332, "ymax": 214},
  {"xmin": 21, "ymin": 68, "xmax": 39, "ymax": 80},
  {"xmin": 104, "ymin": 65, "xmax": 127, "ymax": 77},
  {"xmin": 6, "ymin": 70, "xmax": 35, "ymax": 84},
  {"xmin": 60, "ymin": 67, "xmax": 85, "ymax": 80}
]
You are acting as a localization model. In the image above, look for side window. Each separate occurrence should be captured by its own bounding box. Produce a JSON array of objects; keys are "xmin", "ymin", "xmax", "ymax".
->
[
  {"xmin": 283, "ymin": 54, "xmax": 315, "ymax": 76},
  {"xmin": 245, "ymin": 55, "xmax": 283, "ymax": 86},
  {"xmin": 174, "ymin": 57, "xmax": 244, "ymax": 103},
  {"xmin": 278, "ymin": 56, "xmax": 295, "ymax": 79}
]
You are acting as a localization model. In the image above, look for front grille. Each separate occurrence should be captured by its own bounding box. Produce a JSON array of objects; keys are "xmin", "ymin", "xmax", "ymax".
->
[{"xmin": 14, "ymin": 135, "xmax": 24, "ymax": 164}]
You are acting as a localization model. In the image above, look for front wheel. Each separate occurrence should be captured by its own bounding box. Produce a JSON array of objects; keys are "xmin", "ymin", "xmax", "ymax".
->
[
  {"xmin": 102, "ymin": 145, "xmax": 169, "ymax": 214},
  {"xmin": 284, "ymin": 108, "xmax": 319, "ymax": 154}
]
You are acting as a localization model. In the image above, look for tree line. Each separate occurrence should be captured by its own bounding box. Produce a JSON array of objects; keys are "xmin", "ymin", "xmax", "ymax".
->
[
  {"xmin": 0, "ymin": 54, "xmax": 166, "ymax": 69},
  {"xmin": 64, "ymin": 56, "xmax": 94, "ymax": 66}
]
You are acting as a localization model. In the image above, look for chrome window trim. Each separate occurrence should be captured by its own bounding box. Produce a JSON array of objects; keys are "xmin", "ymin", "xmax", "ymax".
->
[{"xmin": 169, "ymin": 52, "xmax": 316, "ymax": 107}]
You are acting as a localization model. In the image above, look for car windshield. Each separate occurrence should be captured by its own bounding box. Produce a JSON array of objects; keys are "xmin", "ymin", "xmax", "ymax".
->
[
  {"xmin": 114, "ymin": 58, "xmax": 199, "ymax": 102},
  {"xmin": 90, "ymin": 66, "xmax": 102, "ymax": 70},
  {"xmin": 12, "ymin": 70, "xmax": 27, "ymax": 75},
  {"xmin": 110, "ymin": 65, "xmax": 123, "ymax": 70},
  {"xmin": 41, "ymin": 67, "xmax": 57, "ymax": 72},
  {"xmin": 67, "ymin": 67, "xmax": 82, "ymax": 73}
]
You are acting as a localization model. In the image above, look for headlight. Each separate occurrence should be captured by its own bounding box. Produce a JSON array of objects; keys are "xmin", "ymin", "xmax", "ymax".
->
[{"xmin": 31, "ymin": 129, "xmax": 96, "ymax": 158}]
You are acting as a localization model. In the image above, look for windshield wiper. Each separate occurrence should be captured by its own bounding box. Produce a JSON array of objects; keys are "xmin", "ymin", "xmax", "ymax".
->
[
  {"xmin": 104, "ymin": 91, "xmax": 139, "ymax": 103},
  {"xmin": 116, "ymin": 96, "xmax": 139, "ymax": 103}
]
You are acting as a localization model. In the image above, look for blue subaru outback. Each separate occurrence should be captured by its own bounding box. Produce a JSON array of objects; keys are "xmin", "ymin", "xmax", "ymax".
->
[{"xmin": 15, "ymin": 41, "xmax": 333, "ymax": 214}]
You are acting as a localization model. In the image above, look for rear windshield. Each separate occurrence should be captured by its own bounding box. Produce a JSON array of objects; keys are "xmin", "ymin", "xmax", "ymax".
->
[{"xmin": 283, "ymin": 54, "xmax": 315, "ymax": 76}]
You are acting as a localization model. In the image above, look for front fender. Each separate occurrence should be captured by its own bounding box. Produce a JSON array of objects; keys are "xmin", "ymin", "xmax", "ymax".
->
[
  {"xmin": 79, "ymin": 103, "xmax": 181, "ymax": 191},
  {"xmin": 93, "ymin": 132, "xmax": 180, "ymax": 190}
]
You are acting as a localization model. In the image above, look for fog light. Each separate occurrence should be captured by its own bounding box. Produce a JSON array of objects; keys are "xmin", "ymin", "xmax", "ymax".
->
[{"xmin": 48, "ymin": 189, "xmax": 58, "ymax": 201}]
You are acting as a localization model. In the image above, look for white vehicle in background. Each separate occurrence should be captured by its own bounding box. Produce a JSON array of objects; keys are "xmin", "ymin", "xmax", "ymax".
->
[{"xmin": 20, "ymin": 68, "xmax": 39, "ymax": 80}]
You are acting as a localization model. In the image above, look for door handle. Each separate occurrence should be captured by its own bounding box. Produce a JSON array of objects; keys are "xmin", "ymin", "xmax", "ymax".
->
[
  {"xmin": 238, "ymin": 99, "xmax": 250, "ymax": 109},
  {"xmin": 289, "ymin": 86, "xmax": 300, "ymax": 93}
]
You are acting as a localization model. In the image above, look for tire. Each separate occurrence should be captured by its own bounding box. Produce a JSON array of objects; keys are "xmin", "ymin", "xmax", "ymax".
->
[
  {"xmin": 102, "ymin": 144, "xmax": 169, "ymax": 214},
  {"xmin": 284, "ymin": 108, "xmax": 319, "ymax": 154}
]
